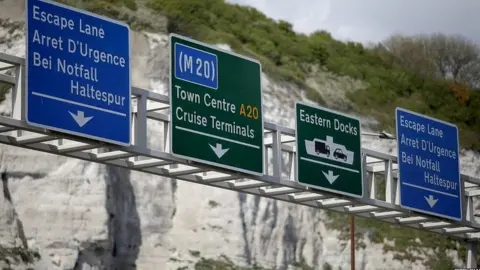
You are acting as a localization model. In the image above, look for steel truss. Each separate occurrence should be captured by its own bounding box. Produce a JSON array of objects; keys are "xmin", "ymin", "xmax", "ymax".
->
[{"xmin": 0, "ymin": 52, "xmax": 478, "ymax": 267}]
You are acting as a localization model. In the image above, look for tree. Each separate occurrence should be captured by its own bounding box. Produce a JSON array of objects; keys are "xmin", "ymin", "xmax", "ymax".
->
[
  {"xmin": 426, "ymin": 33, "xmax": 479, "ymax": 81},
  {"xmin": 381, "ymin": 33, "xmax": 480, "ymax": 88},
  {"xmin": 457, "ymin": 61, "xmax": 480, "ymax": 89},
  {"xmin": 380, "ymin": 34, "xmax": 437, "ymax": 78}
]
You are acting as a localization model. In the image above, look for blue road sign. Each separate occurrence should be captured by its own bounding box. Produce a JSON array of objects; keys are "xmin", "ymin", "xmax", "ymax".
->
[
  {"xmin": 25, "ymin": 0, "xmax": 131, "ymax": 146},
  {"xmin": 174, "ymin": 42, "xmax": 218, "ymax": 90},
  {"xmin": 396, "ymin": 107, "xmax": 462, "ymax": 221}
]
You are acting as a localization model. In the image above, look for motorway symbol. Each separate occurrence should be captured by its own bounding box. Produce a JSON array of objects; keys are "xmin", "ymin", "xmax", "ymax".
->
[
  {"xmin": 396, "ymin": 107, "xmax": 463, "ymax": 221},
  {"xmin": 25, "ymin": 0, "xmax": 131, "ymax": 146},
  {"xmin": 295, "ymin": 102, "xmax": 364, "ymax": 198},
  {"xmin": 169, "ymin": 33, "xmax": 264, "ymax": 176}
]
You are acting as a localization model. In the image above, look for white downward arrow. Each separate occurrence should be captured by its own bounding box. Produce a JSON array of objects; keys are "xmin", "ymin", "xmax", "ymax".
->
[
  {"xmin": 209, "ymin": 143, "xmax": 229, "ymax": 158},
  {"xmin": 322, "ymin": 170, "xmax": 339, "ymax": 185},
  {"xmin": 69, "ymin": 110, "xmax": 93, "ymax": 127},
  {"xmin": 424, "ymin": 195, "xmax": 438, "ymax": 208}
]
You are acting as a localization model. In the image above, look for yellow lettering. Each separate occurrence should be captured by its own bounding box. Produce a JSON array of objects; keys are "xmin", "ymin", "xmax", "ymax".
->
[
  {"xmin": 239, "ymin": 104, "xmax": 259, "ymax": 120},
  {"xmin": 240, "ymin": 104, "xmax": 246, "ymax": 117}
]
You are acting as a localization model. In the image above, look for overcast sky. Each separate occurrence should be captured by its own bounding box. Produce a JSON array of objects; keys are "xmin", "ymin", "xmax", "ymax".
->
[{"xmin": 226, "ymin": 0, "xmax": 480, "ymax": 45}]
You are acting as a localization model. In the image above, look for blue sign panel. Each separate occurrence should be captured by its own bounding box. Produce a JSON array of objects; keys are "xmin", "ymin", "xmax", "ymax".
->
[
  {"xmin": 174, "ymin": 42, "xmax": 218, "ymax": 90},
  {"xmin": 396, "ymin": 107, "xmax": 462, "ymax": 221},
  {"xmin": 25, "ymin": 0, "xmax": 131, "ymax": 146}
]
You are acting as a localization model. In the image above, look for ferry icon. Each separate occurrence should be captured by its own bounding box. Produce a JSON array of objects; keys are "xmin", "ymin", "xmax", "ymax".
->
[{"xmin": 305, "ymin": 136, "xmax": 354, "ymax": 165}]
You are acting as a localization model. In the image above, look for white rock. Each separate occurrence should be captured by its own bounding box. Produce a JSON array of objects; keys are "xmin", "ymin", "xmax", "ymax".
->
[{"xmin": 0, "ymin": 3, "xmax": 479, "ymax": 270}]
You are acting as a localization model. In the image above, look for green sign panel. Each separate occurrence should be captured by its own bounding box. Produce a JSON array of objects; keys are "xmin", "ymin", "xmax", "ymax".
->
[
  {"xmin": 169, "ymin": 33, "xmax": 264, "ymax": 175},
  {"xmin": 295, "ymin": 102, "xmax": 364, "ymax": 198}
]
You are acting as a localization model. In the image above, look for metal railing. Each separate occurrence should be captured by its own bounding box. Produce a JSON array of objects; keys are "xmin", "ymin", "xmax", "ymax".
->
[{"xmin": 0, "ymin": 51, "xmax": 478, "ymax": 267}]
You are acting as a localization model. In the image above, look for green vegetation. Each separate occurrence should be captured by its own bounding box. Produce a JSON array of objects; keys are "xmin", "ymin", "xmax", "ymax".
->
[
  {"xmin": 0, "ymin": 245, "xmax": 41, "ymax": 268},
  {"xmin": 326, "ymin": 175, "xmax": 477, "ymax": 269},
  {"xmin": 137, "ymin": 9, "xmax": 479, "ymax": 268},
  {"xmin": 84, "ymin": 0, "xmax": 138, "ymax": 11},
  {"xmin": 322, "ymin": 262, "xmax": 333, "ymax": 270},
  {"xmin": 57, "ymin": 0, "xmax": 160, "ymax": 31},
  {"xmin": 18, "ymin": 0, "xmax": 480, "ymax": 150},
  {"xmin": 0, "ymin": 83, "xmax": 10, "ymax": 103},
  {"xmin": 192, "ymin": 255, "xmax": 314, "ymax": 270},
  {"xmin": 194, "ymin": 256, "xmax": 268, "ymax": 270},
  {"xmin": 146, "ymin": 0, "xmax": 480, "ymax": 150},
  {"xmin": 148, "ymin": 0, "xmax": 326, "ymax": 103},
  {"xmin": 327, "ymin": 212, "xmax": 462, "ymax": 269},
  {"xmin": 59, "ymin": 0, "xmax": 138, "ymax": 13},
  {"xmin": 1, "ymin": 0, "xmax": 479, "ymax": 269}
]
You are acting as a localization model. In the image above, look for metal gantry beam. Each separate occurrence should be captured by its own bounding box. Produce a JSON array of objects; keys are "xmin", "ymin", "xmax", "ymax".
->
[{"xmin": 1, "ymin": 52, "xmax": 480, "ymax": 244}]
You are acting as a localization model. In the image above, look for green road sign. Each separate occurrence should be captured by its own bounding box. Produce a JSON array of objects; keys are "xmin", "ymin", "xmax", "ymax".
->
[
  {"xmin": 169, "ymin": 33, "xmax": 264, "ymax": 176},
  {"xmin": 295, "ymin": 102, "xmax": 364, "ymax": 198}
]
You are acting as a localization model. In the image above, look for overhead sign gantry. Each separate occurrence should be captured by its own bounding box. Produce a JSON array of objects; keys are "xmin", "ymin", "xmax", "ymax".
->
[{"xmin": 0, "ymin": 3, "xmax": 478, "ymax": 267}]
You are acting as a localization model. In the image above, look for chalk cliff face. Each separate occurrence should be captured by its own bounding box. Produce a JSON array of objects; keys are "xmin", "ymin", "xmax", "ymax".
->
[{"xmin": 1, "ymin": 1, "xmax": 480, "ymax": 270}]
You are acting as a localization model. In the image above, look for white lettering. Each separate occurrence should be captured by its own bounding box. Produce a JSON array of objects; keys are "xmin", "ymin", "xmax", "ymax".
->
[
  {"xmin": 210, "ymin": 115, "xmax": 254, "ymax": 139},
  {"xmin": 32, "ymin": 29, "xmax": 64, "ymax": 50},
  {"xmin": 32, "ymin": 5, "xmax": 75, "ymax": 31},
  {"xmin": 79, "ymin": 19, "xmax": 105, "ymax": 39},
  {"xmin": 400, "ymin": 115, "xmax": 425, "ymax": 134},
  {"xmin": 175, "ymin": 107, "xmax": 207, "ymax": 127},
  {"xmin": 299, "ymin": 109, "xmax": 331, "ymax": 128},
  {"xmin": 421, "ymin": 140, "xmax": 457, "ymax": 159},
  {"xmin": 401, "ymin": 152, "xmax": 413, "ymax": 164},
  {"xmin": 175, "ymin": 85, "xmax": 200, "ymax": 103},
  {"xmin": 424, "ymin": 171, "xmax": 458, "ymax": 191},
  {"xmin": 68, "ymin": 38, "xmax": 76, "ymax": 53},
  {"xmin": 415, "ymin": 155, "xmax": 441, "ymax": 172},
  {"xmin": 32, "ymin": 52, "xmax": 52, "ymax": 70},
  {"xmin": 70, "ymin": 80, "xmax": 125, "ymax": 107},
  {"xmin": 427, "ymin": 124, "xmax": 443, "ymax": 138},
  {"xmin": 333, "ymin": 119, "xmax": 358, "ymax": 136},
  {"xmin": 57, "ymin": 58, "xmax": 98, "ymax": 82},
  {"xmin": 67, "ymin": 38, "xmax": 126, "ymax": 68},
  {"xmin": 400, "ymin": 134, "xmax": 419, "ymax": 149},
  {"xmin": 203, "ymin": 93, "xmax": 236, "ymax": 113}
]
